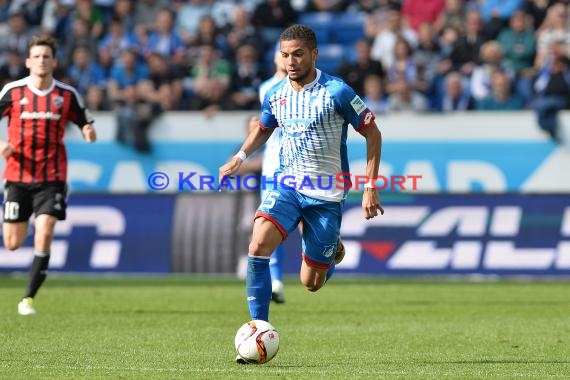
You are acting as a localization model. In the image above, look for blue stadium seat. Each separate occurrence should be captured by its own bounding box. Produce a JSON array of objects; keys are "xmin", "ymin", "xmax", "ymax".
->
[
  {"xmin": 316, "ymin": 44, "xmax": 345, "ymax": 75},
  {"xmin": 298, "ymin": 12, "xmax": 334, "ymax": 44},
  {"xmin": 332, "ymin": 12, "xmax": 366, "ymax": 45}
]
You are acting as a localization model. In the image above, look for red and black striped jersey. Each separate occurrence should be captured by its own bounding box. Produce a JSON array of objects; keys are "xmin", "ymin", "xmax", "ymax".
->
[{"xmin": 0, "ymin": 76, "xmax": 94, "ymax": 183}]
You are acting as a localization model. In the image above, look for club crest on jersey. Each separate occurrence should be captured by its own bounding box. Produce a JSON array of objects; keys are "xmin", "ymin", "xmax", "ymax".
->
[
  {"xmin": 350, "ymin": 95, "xmax": 366, "ymax": 115},
  {"xmin": 279, "ymin": 98, "xmax": 287, "ymax": 106},
  {"xmin": 322, "ymin": 245, "xmax": 335, "ymax": 258},
  {"xmin": 53, "ymin": 95, "xmax": 64, "ymax": 109}
]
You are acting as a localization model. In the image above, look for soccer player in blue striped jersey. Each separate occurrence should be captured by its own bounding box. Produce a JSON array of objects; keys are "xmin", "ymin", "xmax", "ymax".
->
[{"xmin": 220, "ymin": 25, "xmax": 383, "ymax": 356}]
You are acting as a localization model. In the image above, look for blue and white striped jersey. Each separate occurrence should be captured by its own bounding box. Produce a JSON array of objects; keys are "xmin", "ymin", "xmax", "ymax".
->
[{"xmin": 260, "ymin": 69, "xmax": 376, "ymax": 202}]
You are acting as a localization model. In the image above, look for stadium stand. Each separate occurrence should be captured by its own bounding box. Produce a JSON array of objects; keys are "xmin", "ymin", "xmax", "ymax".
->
[{"xmin": 0, "ymin": 0, "xmax": 568, "ymax": 147}]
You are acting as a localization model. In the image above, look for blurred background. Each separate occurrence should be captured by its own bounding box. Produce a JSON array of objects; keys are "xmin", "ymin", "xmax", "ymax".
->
[{"xmin": 0, "ymin": 0, "xmax": 569, "ymax": 278}]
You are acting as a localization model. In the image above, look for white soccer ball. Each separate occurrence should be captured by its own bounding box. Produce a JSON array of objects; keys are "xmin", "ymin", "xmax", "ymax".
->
[{"xmin": 234, "ymin": 320, "xmax": 280, "ymax": 364}]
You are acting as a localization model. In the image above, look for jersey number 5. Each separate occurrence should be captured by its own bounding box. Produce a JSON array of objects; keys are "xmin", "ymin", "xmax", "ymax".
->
[{"xmin": 262, "ymin": 191, "xmax": 280, "ymax": 209}]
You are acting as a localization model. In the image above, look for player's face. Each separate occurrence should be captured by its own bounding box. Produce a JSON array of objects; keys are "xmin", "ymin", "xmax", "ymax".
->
[
  {"xmin": 26, "ymin": 45, "xmax": 56, "ymax": 78},
  {"xmin": 280, "ymin": 39, "xmax": 317, "ymax": 85}
]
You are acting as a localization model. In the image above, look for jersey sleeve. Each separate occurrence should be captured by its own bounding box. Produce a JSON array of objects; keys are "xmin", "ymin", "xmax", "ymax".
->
[
  {"xmin": 332, "ymin": 82, "xmax": 376, "ymax": 132},
  {"xmin": 259, "ymin": 93, "xmax": 278, "ymax": 130},
  {"xmin": 0, "ymin": 86, "xmax": 12, "ymax": 118},
  {"xmin": 68, "ymin": 89, "xmax": 95, "ymax": 128}
]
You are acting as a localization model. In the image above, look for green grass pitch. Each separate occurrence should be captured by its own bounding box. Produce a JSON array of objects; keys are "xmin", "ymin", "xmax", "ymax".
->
[{"xmin": 1, "ymin": 276, "xmax": 570, "ymax": 379}]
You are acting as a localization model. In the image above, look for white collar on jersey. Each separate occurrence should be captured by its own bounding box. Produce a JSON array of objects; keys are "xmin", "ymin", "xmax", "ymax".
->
[
  {"xmin": 288, "ymin": 69, "xmax": 321, "ymax": 91},
  {"xmin": 25, "ymin": 76, "xmax": 55, "ymax": 96}
]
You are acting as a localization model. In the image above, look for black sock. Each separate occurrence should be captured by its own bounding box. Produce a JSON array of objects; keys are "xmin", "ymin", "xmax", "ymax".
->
[{"xmin": 24, "ymin": 252, "xmax": 50, "ymax": 299}]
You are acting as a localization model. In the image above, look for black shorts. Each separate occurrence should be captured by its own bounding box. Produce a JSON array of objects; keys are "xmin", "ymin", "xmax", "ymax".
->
[{"xmin": 3, "ymin": 182, "xmax": 68, "ymax": 223}]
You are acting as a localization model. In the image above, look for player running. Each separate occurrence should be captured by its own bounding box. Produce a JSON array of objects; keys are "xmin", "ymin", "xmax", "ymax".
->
[
  {"xmin": 219, "ymin": 24, "xmax": 383, "ymax": 363},
  {"xmin": 0, "ymin": 34, "xmax": 97, "ymax": 316}
]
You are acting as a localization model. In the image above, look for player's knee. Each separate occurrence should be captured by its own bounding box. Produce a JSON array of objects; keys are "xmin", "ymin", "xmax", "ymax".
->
[
  {"xmin": 304, "ymin": 284, "xmax": 321, "ymax": 292},
  {"xmin": 35, "ymin": 230, "xmax": 54, "ymax": 246},
  {"xmin": 248, "ymin": 240, "xmax": 273, "ymax": 257},
  {"xmin": 3, "ymin": 235, "xmax": 22, "ymax": 251},
  {"xmin": 300, "ymin": 278, "xmax": 323, "ymax": 293}
]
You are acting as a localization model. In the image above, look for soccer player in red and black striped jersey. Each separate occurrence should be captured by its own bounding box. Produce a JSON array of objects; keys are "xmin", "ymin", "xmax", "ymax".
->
[{"xmin": 0, "ymin": 34, "xmax": 97, "ymax": 316}]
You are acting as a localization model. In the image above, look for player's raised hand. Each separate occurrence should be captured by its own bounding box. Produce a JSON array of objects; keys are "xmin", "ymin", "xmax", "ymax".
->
[
  {"xmin": 0, "ymin": 140, "xmax": 14, "ymax": 158},
  {"xmin": 82, "ymin": 124, "xmax": 97, "ymax": 143},
  {"xmin": 362, "ymin": 188, "xmax": 384, "ymax": 220},
  {"xmin": 218, "ymin": 156, "xmax": 242, "ymax": 192}
]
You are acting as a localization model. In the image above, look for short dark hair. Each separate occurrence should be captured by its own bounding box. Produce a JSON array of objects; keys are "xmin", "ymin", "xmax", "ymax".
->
[
  {"xmin": 280, "ymin": 24, "xmax": 317, "ymax": 50},
  {"xmin": 28, "ymin": 34, "xmax": 58, "ymax": 57}
]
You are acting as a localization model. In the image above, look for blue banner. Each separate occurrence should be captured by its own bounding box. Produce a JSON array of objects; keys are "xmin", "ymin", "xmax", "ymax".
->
[
  {"xmin": 281, "ymin": 194, "xmax": 570, "ymax": 276},
  {"xmin": 0, "ymin": 194, "xmax": 175, "ymax": 273}
]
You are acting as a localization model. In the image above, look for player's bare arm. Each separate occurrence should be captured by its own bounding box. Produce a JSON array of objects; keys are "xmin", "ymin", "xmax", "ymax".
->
[
  {"xmin": 82, "ymin": 124, "xmax": 97, "ymax": 143},
  {"xmin": 0, "ymin": 139, "xmax": 14, "ymax": 158},
  {"xmin": 219, "ymin": 126, "xmax": 274, "ymax": 182},
  {"xmin": 359, "ymin": 121, "xmax": 384, "ymax": 220}
]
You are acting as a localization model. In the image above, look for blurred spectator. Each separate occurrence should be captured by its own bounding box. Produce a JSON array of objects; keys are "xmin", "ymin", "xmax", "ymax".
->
[
  {"xmin": 188, "ymin": 44, "xmax": 231, "ymax": 112},
  {"xmin": 85, "ymin": 85, "xmax": 108, "ymax": 111},
  {"xmin": 498, "ymin": 9, "xmax": 537, "ymax": 74},
  {"xmin": 111, "ymin": 0, "xmax": 137, "ymax": 32},
  {"xmin": 107, "ymin": 49, "xmax": 149, "ymax": 105},
  {"xmin": 191, "ymin": 14, "xmax": 226, "ymax": 50},
  {"xmin": 222, "ymin": 6, "xmax": 262, "ymax": 61},
  {"xmin": 401, "ymin": 0, "xmax": 445, "ymax": 32},
  {"xmin": 94, "ymin": 0, "xmax": 115, "ymax": 20},
  {"xmin": 438, "ymin": 71, "xmax": 475, "ymax": 111},
  {"xmin": 0, "ymin": 12, "xmax": 36, "ymax": 65},
  {"xmin": 253, "ymin": 0, "xmax": 297, "ymax": 29},
  {"xmin": 338, "ymin": 38, "xmax": 385, "ymax": 96},
  {"xmin": 386, "ymin": 78, "xmax": 429, "ymax": 112},
  {"xmin": 470, "ymin": 41, "xmax": 515, "ymax": 102},
  {"xmin": 8, "ymin": 0, "xmax": 46, "ymax": 27},
  {"xmin": 252, "ymin": 0, "xmax": 297, "ymax": 47},
  {"xmin": 129, "ymin": 52, "xmax": 184, "ymax": 151},
  {"xmin": 497, "ymin": 9, "xmax": 536, "ymax": 105},
  {"xmin": 225, "ymin": 45, "xmax": 267, "ymax": 110},
  {"xmin": 0, "ymin": 0, "xmax": 10, "ymax": 25},
  {"xmin": 535, "ymin": 2, "xmax": 570, "ymax": 68},
  {"xmin": 448, "ymin": 9, "xmax": 487, "ymax": 77},
  {"xmin": 143, "ymin": 7, "xmax": 186, "ymax": 64},
  {"xmin": 361, "ymin": 0, "xmax": 402, "ymax": 39},
  {"xmin": 71, "ymin": 0, "xmax": 105, "ymax": 40},
  {"xmin": 134, "ymin": 0, "xmax": 170, "ymax": 39},
  {"xmin": 525, "ymin": 0, "xmax": 556, "ymax": 30},
  {"xmin": 533, "ymin": 40, "xmax": 570, "ymax": 140},
  {"xmin": 476, "ymin": 70, "xmax": 525, "ymax": 110},
  {"xmin": 0, "ymin": 49, "xmax": 27, "ymax": 88},
  {"xmin": 62, "ymin": 17, "xmax": 98, "ymax": 67},
  {"xmin": 106, "ymin": 49, "xmax": 150, "ymax": 149},
  {"xmin": 42, "ymin": 0, "xmax": 72, "ymax": 42},
  {"xmin": 211, "ymin": 0, "xmax": 244, "ymax": 28},
  {"xmin": 479, "ymin": 0, "xmax": 524, "ymax": 40},
  {"xmin": 67, "ymin": 44, "xmax": 107, "ymax": 97},
  {"xmin": 433, "ymin": 0, "xmax": 467, "ymax": 35},
  {"xmin": 98, "ymin": 16, "xmax": 141, "ymax": 63},
  {"xmin": 175, "ymin": 0, "xmax": 212, "ymax": 45},
  {"xmin": 387, "ymin": 36, "xmax": 425, "ymax": 95},
  {"xmin": 139, "ymin": 52, "xmax": 184, "ymax": 111},
  {"xmin": 362, "ymin": 74, "xmax": 389, "ymax": 114},
  {"xmin": 370, "ymin": 7, "xmax": 418, "ymax": 70},
  {"xmin": 307, "ymin": 0, "xmax": 351, "ymax": 12},
  {"xmin": 415, "ymin": 22, "xmax": 442, "ymax": 85}
]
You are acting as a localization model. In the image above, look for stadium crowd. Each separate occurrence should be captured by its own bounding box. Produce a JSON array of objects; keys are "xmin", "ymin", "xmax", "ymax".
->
[{"xmin": 0, "ymin": 0, "xmax": 568, "ymax": 147}]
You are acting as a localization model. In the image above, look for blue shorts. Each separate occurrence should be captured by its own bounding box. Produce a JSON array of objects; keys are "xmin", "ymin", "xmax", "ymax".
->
[{"xmin": 256, "ymin": 183, "xmax": 343, "ymax": 269}]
